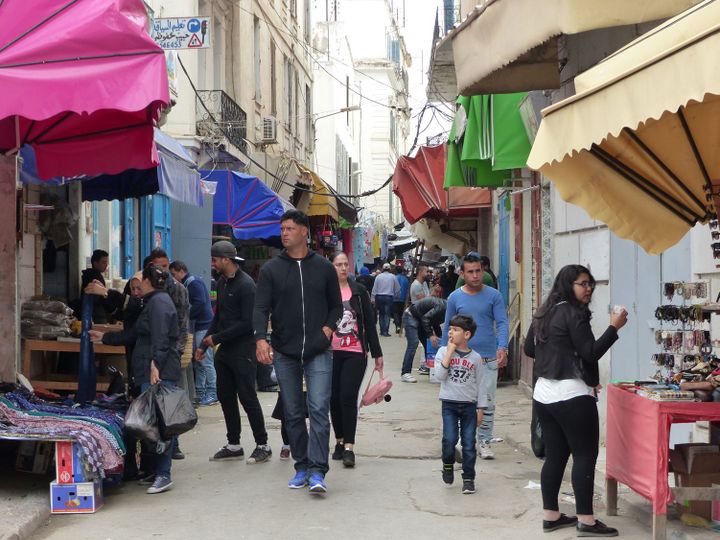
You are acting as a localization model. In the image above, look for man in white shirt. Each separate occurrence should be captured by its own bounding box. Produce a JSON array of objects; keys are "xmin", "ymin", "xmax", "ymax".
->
[{"xmin": 371, "ymin": 263, "xmax": 400, "ymax": 337}]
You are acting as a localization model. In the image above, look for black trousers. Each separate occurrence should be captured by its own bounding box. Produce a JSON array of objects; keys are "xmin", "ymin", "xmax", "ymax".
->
[
  {"xmin": 392, "ymin": 302, "xmax": 404, "ymax": 331},
  {"xmin": 534, "ymin": 395, "xmax": 599, "ymax": 515},
  {"xmin": 330, "ymin": 351, "xmax": 367, "ymax": 445},
  {"xmin": 215, "ymin": 345, "xmax": 268, "ymax": 446}
]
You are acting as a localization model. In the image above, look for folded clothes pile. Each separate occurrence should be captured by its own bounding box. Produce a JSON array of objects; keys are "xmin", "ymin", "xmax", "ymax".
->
[
  {"xmin": 0, "ymin": 391, "xmax": 125, "ymax": 478},
  {"xmin": 20, "ymin": 299, "xmax": 73, "ymax": 340}
]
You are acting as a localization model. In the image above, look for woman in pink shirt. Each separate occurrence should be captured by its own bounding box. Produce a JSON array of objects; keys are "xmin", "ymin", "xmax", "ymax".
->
[{"xmin": 330, "ymin": 252, "xmax": 384, "ymax": 468}]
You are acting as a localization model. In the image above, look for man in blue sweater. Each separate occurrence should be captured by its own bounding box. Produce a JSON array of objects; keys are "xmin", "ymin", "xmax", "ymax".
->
[
  {"xmin": 441, "ymin": 252, "xmax": 508, "ymax": 460},
  {"xmin": 170, "ymin": 260, "xmax": 217, "ymax": 406}
]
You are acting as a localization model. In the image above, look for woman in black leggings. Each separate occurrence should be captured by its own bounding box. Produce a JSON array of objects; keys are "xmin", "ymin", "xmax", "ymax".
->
[
  {"xmin": 524, "ymin": 265, "xmax": 627, "ymax": 537},
  {"xmin": 329, "ymin": 252, "xmax": 383, "ymax": 468}
]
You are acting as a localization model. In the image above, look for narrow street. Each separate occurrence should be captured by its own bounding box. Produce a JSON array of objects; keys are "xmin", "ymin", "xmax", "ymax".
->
[{"xmin": 31, "ymin": 336, "xmax": 651, "ymax": 540}]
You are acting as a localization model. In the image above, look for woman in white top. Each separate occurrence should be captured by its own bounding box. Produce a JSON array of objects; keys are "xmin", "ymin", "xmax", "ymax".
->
[{"xmin": 524, "ymin": 265, "xmax": 627, "ymax": 537}]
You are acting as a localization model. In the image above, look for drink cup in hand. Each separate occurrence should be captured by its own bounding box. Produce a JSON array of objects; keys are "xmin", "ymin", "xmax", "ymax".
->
[{"xmin": 611, "ymin": 305, "xmax": 628, "ymax": 330}]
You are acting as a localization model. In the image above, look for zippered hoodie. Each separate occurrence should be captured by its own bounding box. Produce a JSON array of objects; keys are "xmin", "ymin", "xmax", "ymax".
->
[{"xmin": 253, "ymin": 250, "xmax": 342, "ymax": 360}]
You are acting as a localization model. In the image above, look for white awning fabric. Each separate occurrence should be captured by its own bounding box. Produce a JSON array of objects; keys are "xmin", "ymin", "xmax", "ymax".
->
[
  {"xmin": 451, "ymin": 0, "xmax": 702, "ymax": 95},
  {"xmin": 528, "ymin": 0, "xmax": 720, "ymax": 254}
]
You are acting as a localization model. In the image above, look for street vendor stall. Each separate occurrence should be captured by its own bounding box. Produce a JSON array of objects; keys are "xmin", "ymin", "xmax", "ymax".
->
[{"xmin": 606, "ymin": 384, "xmax": 720, "ymax": 539}]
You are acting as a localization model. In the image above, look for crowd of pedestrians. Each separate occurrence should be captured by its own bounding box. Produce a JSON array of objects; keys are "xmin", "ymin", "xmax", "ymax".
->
[{"xmin": 80, "ymin": 208, "xmax": 621, "ymax": 535}]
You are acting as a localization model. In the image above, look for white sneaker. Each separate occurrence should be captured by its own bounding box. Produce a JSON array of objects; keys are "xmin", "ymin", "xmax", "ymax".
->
[
  {"xmin": 401, "ymin": 373, "xmax": 417, "ymax": 383},
  {"xmin": 479, "ymin": 441, "xmax": 495, "ymax": 460}
]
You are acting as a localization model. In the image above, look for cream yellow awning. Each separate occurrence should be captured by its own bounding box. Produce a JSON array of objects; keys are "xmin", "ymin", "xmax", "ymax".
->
[
  {"xmin": 451, "ymin": 0, "xmax": 702, "ymax": 95},
  {"xmin": 296, "ymin": 164, "xmax": 340, "ymax": 221},
  {"xmin": 528, "ymin": 0, "xmax": 720, "ymax": 254}
]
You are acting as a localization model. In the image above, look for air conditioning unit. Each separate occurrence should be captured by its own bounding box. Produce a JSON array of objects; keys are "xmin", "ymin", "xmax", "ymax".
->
[{"xmin": 261, "ymin": 116, "xmax": 277, "ymax": 144}]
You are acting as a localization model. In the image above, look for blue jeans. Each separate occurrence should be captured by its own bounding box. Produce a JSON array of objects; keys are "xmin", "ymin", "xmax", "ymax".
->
[
  {"xmin": 375, "ymin": 295, "xmax": 393, "ymax": 335},
  {"xmin": 442, "ymin": 400, "xmax": 477, "ymax": 479},
  {"xmin": 273, "ymin": 349, "xmax": 333, "ymax": 475},
  {"xmin": 477, "ymin": 358, "xmax": 498, "ymax": 444},
  {"xmin": 401, "ymin": 311, "xmax": 419, "ymax": 375},
  {"xmin": 193, "ymin": 329, "xmax": 217, "ymax": 398},
  {"xmin": 140, "ymin": 381, "xmax": 176, "ymax": 480}
]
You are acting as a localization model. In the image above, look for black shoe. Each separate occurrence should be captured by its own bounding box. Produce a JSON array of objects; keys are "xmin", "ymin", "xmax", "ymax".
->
[
  {"xmin": 576, "ymin": 520, "xmax": 618, "ymax": 537},
  {"xmin": 331, "ymin": 443, "xmax": 344, "ymax": 461},
  {"xmin": 210, "ymin": 445, "xmax": 245, "ymax": 461},
  {"xmin": 172, "ymin": 449, "xmax": 185, "ymax": 460},
  {"xmin": 342, "ymin": 449, "xmax": 355, "ymax": 468},
  {"xmin": 247, "ymin": 445, "xmax": 272, "ymax": 464},
  {"xmin": 543, "ymin": 514, "xmax": 578, "ymax": 533},
  {"xmin": 442, "ymin": 464, "xmax": 454, "ymax": 485}
]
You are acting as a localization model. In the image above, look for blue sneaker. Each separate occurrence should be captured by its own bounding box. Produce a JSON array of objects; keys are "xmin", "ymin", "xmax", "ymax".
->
[
  {"xmin": 199, "ymin": 394, "xmax": 219, "ymax": 406},
  {"xmin": 308, "ymin": 472, "xmax": 327, "ymax": 494},
  {"xmin": 288, "ymin": 470, "xmax": 308, "ymax": 489}
]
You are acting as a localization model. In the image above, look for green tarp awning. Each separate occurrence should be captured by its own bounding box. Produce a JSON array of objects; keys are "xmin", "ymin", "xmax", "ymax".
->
[{"xmin": 445, "ymin": 92, "xmax": 531, "ymax": 188}]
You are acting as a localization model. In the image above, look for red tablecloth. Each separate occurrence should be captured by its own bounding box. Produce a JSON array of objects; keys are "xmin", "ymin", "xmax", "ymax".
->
[{"xmin": 606, "ymin": 384, "xmax": 720, "ymax": 514}]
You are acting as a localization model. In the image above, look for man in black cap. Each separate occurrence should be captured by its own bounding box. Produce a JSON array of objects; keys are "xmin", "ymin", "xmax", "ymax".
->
[{"xmin": 196, "ymin": 240, "xmax": 271, "ymax": 464}]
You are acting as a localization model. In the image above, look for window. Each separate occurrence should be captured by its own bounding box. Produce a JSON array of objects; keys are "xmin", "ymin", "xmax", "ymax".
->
[
  {"xmin": 305, "ymin": 83, "xmax": 312, "ymax": 150},
  {"xmin": 270, "ymin": 41, "xmax": 277, "ymax": 115},
  {"xmin": 303, "ymin": 0, "xmax": 310, "ymax": 43},
  {"xmin": 253, "ymin": 16, "xmax": 261, "ymax": 101},
  {"xmin": 386, "ymin": 34, "xmax": 400, "ymax": 65},
  {"xmin": 389, "ymin": 110, "xmax": 397, "ymax": 151},
  {"xmin": 294, "ymin": 72, "xmax": 299, "ymax": 134},
  {"xmin": 285, "ymin": 59, "xmax": 294, "ymax": 132}
]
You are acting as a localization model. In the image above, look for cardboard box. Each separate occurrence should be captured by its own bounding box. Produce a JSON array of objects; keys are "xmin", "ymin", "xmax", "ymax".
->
[
  {"xmin": 50, "ymin": 480, "xmax": 103, "ymax": 514},
  {"xmin": 670, "ymin": 444, "xmax": 720, "ymax": 520},
  {"xmin": 55, "ymin": 441, "xmax": 88, "ymax": 484},
  {"xmin": 15, "ymin": 441, "xmax": 53, "ymax": 475}
]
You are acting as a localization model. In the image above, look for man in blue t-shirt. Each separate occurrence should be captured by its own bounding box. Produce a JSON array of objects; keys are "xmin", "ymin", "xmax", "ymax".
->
[
  {"xmin": 393, "ymin": 268, "xmax": 409, "ymax": 334},
  {"xmin": 441, "ymin": 252, "xmax": 508, "ymax": 460}
]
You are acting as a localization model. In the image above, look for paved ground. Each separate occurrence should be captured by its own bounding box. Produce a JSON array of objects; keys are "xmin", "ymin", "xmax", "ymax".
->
[{"xmin": 1, "ymin": 333, "xmax": 713, "ymax": 539}]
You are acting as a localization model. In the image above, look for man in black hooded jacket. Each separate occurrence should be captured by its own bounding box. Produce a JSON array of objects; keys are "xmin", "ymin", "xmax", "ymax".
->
[{"xmin": 254, "ymin": 210, "xmax": 342, "ymax": 495}]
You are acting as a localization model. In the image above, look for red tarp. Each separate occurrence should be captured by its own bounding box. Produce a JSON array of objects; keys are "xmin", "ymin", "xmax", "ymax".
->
[
  {"xmin": 392, "ymin": 144, "xmax": 490, "ymax": 224},
  {"xmin": 606, "ymin": 384, "xmax": 720, "ymax": 514}
]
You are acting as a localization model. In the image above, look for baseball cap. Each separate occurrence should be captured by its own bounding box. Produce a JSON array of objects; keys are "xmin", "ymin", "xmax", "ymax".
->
[
  {"xmin": 382, "ymin": 263, "xmax": 391, "ymax": 270},
  {"xmin": 211, "ymin": 241, "xmax": 244, "ymax": 262}
]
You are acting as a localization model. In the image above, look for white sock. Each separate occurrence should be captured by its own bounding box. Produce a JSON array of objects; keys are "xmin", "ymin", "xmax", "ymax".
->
[{"xmin": 226, "ymin": 443, "xmax": 242, "ymax": 451}]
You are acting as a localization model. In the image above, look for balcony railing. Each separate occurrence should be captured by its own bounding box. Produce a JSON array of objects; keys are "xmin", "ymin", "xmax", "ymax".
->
[{"xmin": 196, "ymin": 90, "xmax": 247, "ymax": 154}]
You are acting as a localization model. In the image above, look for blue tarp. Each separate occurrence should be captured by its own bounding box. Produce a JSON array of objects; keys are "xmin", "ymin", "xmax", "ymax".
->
[
  {"xmin": 204, "ymin": 169, "xmax": 294, "ymax": 240},
  {"xmin": 20, "ymin": 129, "xmax": 203, "ymax": 207}
]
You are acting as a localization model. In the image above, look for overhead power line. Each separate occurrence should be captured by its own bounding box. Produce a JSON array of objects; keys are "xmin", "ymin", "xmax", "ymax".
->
[{"xmin": 177, "ymin": 54, "xmax": 430, "ymax": 202}]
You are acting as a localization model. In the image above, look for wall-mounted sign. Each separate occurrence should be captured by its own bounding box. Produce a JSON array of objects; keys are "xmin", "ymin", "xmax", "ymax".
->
[{"xmin": 151, "ymin": 17, "xmax": 211, "ymax": 50}]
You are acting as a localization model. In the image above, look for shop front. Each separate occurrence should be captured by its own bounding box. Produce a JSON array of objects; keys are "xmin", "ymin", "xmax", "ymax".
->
[
  {"xmin": 528, "ymin": 3, "xmax": 720, "ymax": 536},
  {"xmin": 0, "ymin": 0, "xmax": 175, "ymax": 512}
]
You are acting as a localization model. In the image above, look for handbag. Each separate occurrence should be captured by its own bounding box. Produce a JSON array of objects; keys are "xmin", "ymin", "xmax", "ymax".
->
[{"xmin": 360, "ymin": 368, "xmax": 392, "ymax": 407}]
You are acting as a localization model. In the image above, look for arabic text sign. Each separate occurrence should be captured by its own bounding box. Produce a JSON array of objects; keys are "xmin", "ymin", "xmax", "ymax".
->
[{"xmin": 152, "ymin": 17, "xmax": 211, "ymax": 50}]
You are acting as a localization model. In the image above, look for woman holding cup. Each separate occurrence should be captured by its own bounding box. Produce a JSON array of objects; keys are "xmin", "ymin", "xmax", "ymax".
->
[{"xmin": 524, "ymin": 265, "xmax": 627, "ymax": 537}]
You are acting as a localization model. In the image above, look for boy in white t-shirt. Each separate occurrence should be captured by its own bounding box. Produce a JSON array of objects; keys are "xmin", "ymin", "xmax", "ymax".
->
[{"xmin": 434, "ymin": 314, "xmax": 488, "ymax": 494}]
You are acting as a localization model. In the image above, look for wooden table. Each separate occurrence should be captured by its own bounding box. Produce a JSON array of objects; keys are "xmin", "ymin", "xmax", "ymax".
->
[
  {"xmin": 605, "ymin": 384, "xmax": 720, "ymax": 539},
  {"xmin": 21, "ymin": 339, "xmax": 125, "ymax": 392}
]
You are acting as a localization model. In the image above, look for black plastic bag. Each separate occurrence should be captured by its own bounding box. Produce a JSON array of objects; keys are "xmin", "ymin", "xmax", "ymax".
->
[
  {"xmin": 124, "ymin": 386, "xmax": 160, "ymax": 443},
  {"xmin": 531, "ymin": 401, "xmax": 545, "ymax": 459},
  {"xmin": 154, "ymin": 384, "xmax": 198, "ymax": 438}
]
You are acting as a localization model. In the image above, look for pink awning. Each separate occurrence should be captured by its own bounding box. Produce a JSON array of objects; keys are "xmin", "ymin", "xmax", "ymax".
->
[{"xmin": 0, "ymin": 0, "xmax": 170, "ymax": 179}]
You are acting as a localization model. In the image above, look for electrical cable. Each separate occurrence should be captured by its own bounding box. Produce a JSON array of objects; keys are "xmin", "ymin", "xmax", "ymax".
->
[
  {"xmin": 177, "ymin": 54, "xmax": 425, "ymax": 201},
  {"xmin": 265, "ymin": 2, "xmax": 407, "ymax": 112},
  {"xmin": 241, "ymin": 2, "xmax": 422, "ymax": 107}
]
